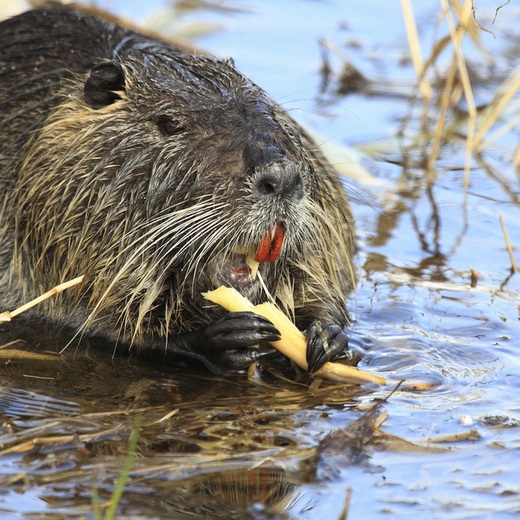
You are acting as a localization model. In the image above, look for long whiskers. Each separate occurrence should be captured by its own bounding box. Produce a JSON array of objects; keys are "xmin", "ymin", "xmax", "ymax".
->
[{"xmin": 73, "ymin": 198, "xmax": 231, "ymax": 345}]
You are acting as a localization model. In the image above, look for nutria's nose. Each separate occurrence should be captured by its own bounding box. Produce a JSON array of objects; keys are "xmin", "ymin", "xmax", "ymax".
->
[{"xmin": 253, "ymin": 161, "xmax": 304, "ymax": 201}]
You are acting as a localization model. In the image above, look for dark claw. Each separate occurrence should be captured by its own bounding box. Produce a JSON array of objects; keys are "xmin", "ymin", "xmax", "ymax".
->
[
  {"xmin": 204, "ymin": 311, "xmax": 280, "ymax": 352},
  {"xmin": 305, "ymin": 321, "xmax": 355, "ymax": 373},
  {"xmin": 163, "ymin": 311, "xmax": 281, "ymax": 373},
  {"xmin": 215, "ymin": 344, "xmax": 279, "ymax": 371}
]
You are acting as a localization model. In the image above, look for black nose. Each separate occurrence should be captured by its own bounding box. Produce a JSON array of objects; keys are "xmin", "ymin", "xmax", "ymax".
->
[{"xmin": 253, "ymin": 161, "xmax": 304, "ymax": 201}]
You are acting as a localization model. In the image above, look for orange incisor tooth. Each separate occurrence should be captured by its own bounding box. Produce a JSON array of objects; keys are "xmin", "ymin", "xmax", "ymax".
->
[{"xmin": 254, "ymin": 224, "xmax": 284, "ymax": 263}]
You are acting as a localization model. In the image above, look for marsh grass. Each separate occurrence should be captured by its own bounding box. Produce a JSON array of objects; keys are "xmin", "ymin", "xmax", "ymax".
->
[
  {"xmin": 401, "ymin": 0, "xmax": 520, "ymax": 178},
  {"xmin": 93, "ymin": 419, "xmax": 141, "ymax": 520},
  {"xmin": 395, "ymin": 0, "xmax": 520, "ymax": 275}
]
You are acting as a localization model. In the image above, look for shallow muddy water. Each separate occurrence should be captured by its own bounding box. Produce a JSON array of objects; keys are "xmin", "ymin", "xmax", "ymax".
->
[{"xmin": 1, "ymin": 1, "xmax": 520, "ymax": 518}]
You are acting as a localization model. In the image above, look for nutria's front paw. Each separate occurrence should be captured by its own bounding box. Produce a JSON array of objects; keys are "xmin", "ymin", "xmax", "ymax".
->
[
  {"xmin": 305, "ymin": 321, "xmax": 360, "ymax": 373},
  {"xmin": 202, "ymin": 312, "xmax": 280, "ymax": 371},
  {"xmin": 204, "ymin": 312, "xmax": 280, "ymax": 349},
  {"xmin": 167, "ymin": 312, "xmax": 280, "ymax": 372}
]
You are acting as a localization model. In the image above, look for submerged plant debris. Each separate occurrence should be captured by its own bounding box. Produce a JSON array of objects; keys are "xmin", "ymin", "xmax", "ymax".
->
[{"xmin": 0, "ymin": 363, "xmax": 441, "ymax": 519}]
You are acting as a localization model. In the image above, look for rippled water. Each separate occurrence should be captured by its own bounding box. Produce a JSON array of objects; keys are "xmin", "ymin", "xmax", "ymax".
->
[{"xmin": 1, "ymin": 0, "xmax": 520, "ymax": 518}]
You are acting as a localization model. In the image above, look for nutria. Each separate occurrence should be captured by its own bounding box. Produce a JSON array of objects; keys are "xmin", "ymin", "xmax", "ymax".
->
[{"xmin": 0, "ymin": 6, "xmax": 358, "ymax": 374}]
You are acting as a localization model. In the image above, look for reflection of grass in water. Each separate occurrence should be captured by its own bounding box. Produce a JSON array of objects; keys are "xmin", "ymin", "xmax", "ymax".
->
[
  {"xmin": 93, "ymin": 419, "xmax": 141, "ymax": 520},
  {"xmin": 401, "ymin": 0, "xmax": 519, "ymax": 273}
]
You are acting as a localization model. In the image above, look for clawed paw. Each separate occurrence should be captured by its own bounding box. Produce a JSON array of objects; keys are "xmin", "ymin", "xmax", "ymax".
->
[
  {"xmin": 305, "ymin": 321, "xmax": 359, "ymax": 373},
  {"xmin": 201, "ymin": 311, "xmax": 280, "ymax": 371},
  {"xmin": 204, "ymin": 311, "xmax": 280, "ymax": 350}
]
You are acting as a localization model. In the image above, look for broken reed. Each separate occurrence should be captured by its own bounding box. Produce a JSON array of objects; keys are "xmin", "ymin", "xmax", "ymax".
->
[{"xmin": 0, "ymin": 276, "xmax": 85, "ymax": 322}]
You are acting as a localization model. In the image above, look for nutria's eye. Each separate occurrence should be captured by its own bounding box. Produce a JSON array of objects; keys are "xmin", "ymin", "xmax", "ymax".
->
[{"xmin": 157, "ymin": 116, "xmax": 184, "ymax": 136}]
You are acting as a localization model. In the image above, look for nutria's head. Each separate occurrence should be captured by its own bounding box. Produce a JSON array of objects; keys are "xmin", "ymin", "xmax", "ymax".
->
[{"xmin": 10, "ymin": 38, "xmax": 355, "ymax": 346}]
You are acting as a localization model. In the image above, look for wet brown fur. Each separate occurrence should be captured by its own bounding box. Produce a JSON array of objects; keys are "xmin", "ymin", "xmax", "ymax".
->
[{"xmin": 0, "ymin": 6, "xmax": 356, "ymax": 353}]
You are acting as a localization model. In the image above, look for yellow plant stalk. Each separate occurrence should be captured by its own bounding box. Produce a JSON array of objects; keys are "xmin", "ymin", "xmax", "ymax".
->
[
  {"xmin": 203, "ymin": 286, "xmax": 432, "ymax": 390},
  {"xmin": 0, "ymin": 276, "xmax": 85, "ymax": 322}
]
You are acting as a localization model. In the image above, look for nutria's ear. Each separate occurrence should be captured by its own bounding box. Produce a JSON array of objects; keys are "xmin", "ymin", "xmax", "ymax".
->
[
  {"xmin": 84, "ymin": 60, "xmax": 126, "ymax": 109},
  {"xmin": 223, "ymin": 57, "xmax": 235, "ymax": 68}
]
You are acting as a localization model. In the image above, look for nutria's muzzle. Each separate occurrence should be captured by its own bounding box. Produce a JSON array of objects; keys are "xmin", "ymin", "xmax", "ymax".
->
[{"xmin": 252, "ymin": 160, "xmax": 305, "ymax": 203}]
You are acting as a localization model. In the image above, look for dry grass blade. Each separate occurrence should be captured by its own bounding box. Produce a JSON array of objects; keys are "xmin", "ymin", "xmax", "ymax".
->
[
  {"xmin": 0, "ymin": 276, "xmax": 84, "ymax": 322},
  {"xmin": 0, "ymin": 424, "xmax": 126, "ymax": 456},
  {"xmin": 514, "ymin": 139, "xmax": 520, "ymax": 168},
  {"xmin": 426, "ymin": 429, "xmax": 481, "ymax": 443},
  {"xmin": 0, "ymin": 349, "xmax": 58, "ymax": 360},
  {"xmin": 499, "ymin": 214, "xmax": 518, "ymax": 273},
  {"xmin": 427, "ymin": 55, "xmax": 457, "ymax": 184},
  {"xmin": 438, "ymin": 0, "xmax": 477, "ymax": 194},
  {"xmin": 337, "ymin": 488, "xmax": 352, "ymax": 520},
  {"xmin": 399, "ymin": 0, "xmax": 520, "ymax": 196},
  {"xmin": 474, "ymin": 66, "xmax": 520, "ymax": 149},
  {"xmin": 492, "ymin": 0, "xmax": 511, "ymax": 24},
  {"xmin": 400, "ymin": 0, "xmax": 479, "ymax": 187},
  {"xmin": 400, "ymin": 0, "xmax": 432, "ymax": 99}
]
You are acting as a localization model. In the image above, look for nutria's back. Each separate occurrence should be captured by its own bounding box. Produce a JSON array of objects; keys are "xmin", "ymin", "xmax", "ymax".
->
[
  {"xmin": 0, "ymin": 6, "xmax": 357, "ymax": 373},
  {"xmin": 1, "ymin": 9, "xmax": 120, "ymax": 168}
]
